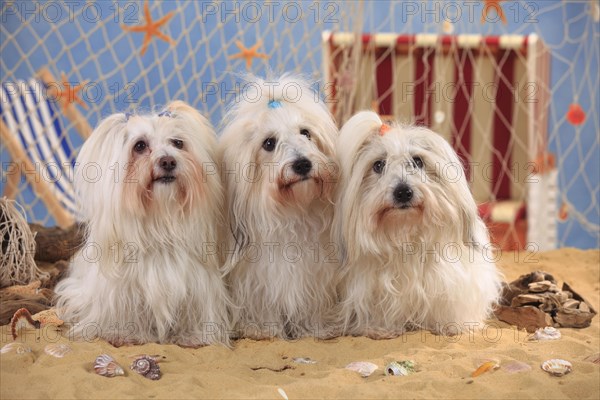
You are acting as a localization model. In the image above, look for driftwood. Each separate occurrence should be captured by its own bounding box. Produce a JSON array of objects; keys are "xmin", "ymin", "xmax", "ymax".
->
[
  {"xmin": 29, "ymin": 223, "xmax": 84, "ymax": 263},
  {"xmin": 495, "ymin": 270, "xmax": 596, "ymax": 332}
]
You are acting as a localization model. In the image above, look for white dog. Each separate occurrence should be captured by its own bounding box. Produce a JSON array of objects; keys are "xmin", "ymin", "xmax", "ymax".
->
[
  {"xmin": 55, "ymin": 101, "xmax": 231, "ymax": 347},
  {"xmin": 219, "ymin": 75, "xmax": 339, "ymax": 339},
  {"xmin": 334, "ymin": 111, "xmax": 502, "ymax": 338}
]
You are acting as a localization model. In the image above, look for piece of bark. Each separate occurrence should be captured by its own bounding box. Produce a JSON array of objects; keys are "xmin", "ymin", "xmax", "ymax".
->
[
  {"xmin": 29, "ymin": 223, "xmax": 84, "ymax": 263},
  {"xmin": 495, "ymin": 305, "xmax": 554, "ymax": 333}
]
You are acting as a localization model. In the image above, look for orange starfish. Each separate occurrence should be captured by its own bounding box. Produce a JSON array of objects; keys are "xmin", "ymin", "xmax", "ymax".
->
[
  {"xmin": 481, "ymin": 0, "xmax": 507, "ymax": 24},
  {"xmin": 57, "ymin": 73, "xmax": 88, "ymax": 112},
  {"xmin": 121, "ymin": 1, "xmax": 175, "ymax": 56},
  {"xmin": 229, "ymin": 40, "xmax": 269, "ymax": 70}
]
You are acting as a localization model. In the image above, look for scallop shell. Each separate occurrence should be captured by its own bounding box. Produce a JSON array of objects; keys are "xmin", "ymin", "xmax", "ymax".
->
[
  {"xmin": 0, "ymin": 342, "xmax": 32, "ymax": 354},
  {"xmin": 529, "ymin": 327, "xmax": 561, "ymax": 341},
  {"xmin": 94, "ymin": 354, "xmax": 125, "ymax": 377},
  {"xmin": 384, "ymin": 360, "xmax": 416, "ymax": 376},
  {"xmin": 44, "ymin": 343, "xmax": 72, "ymax": 358},
  {"xmin": 345, "ymin": 361, "xmax": 378, "ymax": 377},
  {"xmin": 541, "ymin": 359, "xmax": 572, "ymax": 377},
  {"xmin": 130, "ymin": 355, "xmax": 161, "ymax": 380}
]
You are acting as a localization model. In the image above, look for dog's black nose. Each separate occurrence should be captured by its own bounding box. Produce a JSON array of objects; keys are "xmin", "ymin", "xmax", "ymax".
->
[
  {"xmin": 393, "ymin": 183, "xmax": 413, "ymax": 204},
  {"xmin": 159, "ymin": 156, "xmax": 177, "ymax": 172},
  {"xmin": 292, "ymin": 157, "xmax": 312, "ymax": 176}
]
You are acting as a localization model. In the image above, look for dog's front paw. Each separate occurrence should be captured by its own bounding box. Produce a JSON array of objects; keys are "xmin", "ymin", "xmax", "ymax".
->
[
  {"xmin": 106, "ymin": 336, "xmax": 143, "ymax": 347},
  {"xmin": 173, "ymin": 336, "xmax": 208, "ymax": 349},
  {"xmin": 365, "ymin": 328, "xmax": 402, "ymax": 340}
]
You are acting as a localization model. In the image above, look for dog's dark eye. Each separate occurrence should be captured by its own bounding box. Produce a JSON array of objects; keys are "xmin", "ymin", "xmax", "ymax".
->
[
  {"xmin": 262, "ymin": 137, "xmax": 277, "ymax": 152},
  {"xmin": 412, "ymin": 156, "xmax": 424, "ymax": 169},
  {"xmin": 373, "ymin": 160, "xmax": 386, "ymax": 174},
  {"xmin": 300, "ymin": 128, "xmax": 311, "ymax": 140},
  {"xmin": 133, "ymin": 140, "xmax": 147, "ymax": 153},
  {"xmin": 171, "ymin": 139, "xmax": 184, "ymax": 149}
]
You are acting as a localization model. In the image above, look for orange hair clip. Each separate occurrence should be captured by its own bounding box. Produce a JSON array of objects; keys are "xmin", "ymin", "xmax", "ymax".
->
[{"xmin": 379, "ymin": 124, "xmax": 391, "ymax": 136}]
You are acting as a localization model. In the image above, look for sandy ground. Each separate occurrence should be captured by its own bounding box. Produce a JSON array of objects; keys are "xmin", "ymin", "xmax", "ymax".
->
[{"xmin": 1, "ymin": 248, "xmax": 599, "ymax": 399}]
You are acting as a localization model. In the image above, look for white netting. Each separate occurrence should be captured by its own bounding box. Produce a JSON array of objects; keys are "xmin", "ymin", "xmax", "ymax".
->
[{"xmin": 0, "ymin": 1, "xmax": 598, "ymax": 248}]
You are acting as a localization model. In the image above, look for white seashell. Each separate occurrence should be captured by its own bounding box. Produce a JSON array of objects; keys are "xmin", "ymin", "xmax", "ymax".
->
[
  {"xmin": 277, "ymin": 388, "xmax": 289, "ymax": 400},
  {"xmin": 1, "ymin": 342, "xmax": 32, "ymax": 354},
  {"xmin": 385, "ymin": 360, "xmax": 416, "ymax": 376},
  {"xmin": 44, "ymin": 343, "xmax": 72, "ymax": 358},
  {"xmin": 502, "ymin": 361, "xmax": 532, "ymax": 374},
  {"xmin": 541, "ymin": 359, "xmax": 572, "ymax": 377},
  {"xmin": 529, "ymin": 327, "xmax": 561, "ymax": 341},
  {"xmin": 94, "ymin": 354, "xmax": 125, "ymax": 377},
  {"xmin": 292, "ymin": 357, "xmax": 316, "ymax": 364},
  {"xmin": 345, "ymin": 361, "xmax": 378, "ymax": 377}
]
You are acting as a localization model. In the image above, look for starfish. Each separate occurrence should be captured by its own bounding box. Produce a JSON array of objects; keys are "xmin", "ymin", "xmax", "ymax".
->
[
  {"xmin": 121, "ymin": 1, "xmax": 175, "ymax": 56},
  {"xmin": 481, "ymin": 0, "xmax": 507, "ymax": 25},
  {"xmin": 58, "ymin": 72, "xmax": 88, "ymax": 112},
  {"xmin": 229, "ymin": 40, "xmax": 269, "ymax": 70}
]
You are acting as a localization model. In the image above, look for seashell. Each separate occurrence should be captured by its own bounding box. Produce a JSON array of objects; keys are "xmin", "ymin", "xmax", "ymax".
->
[
  {"xmin": 292, "ymin": 357, "xmax": 316, "ymax": 364},
  {"xmin": 562, "ymin": 299, "xmax": 580, "ymax": 309},
  {"xmin": 278, "ymin": 388, "xmax": 289, "ymax": 400},
  {"xmin": 579, "ymin": 302, "xmax": 590, "ymax": 313},
  {"xmin": 511, "ymin": 294, "xmax": 544, "ymax": 307},
  {"xmin": 1, "ymin": 342, "xmax": 32, "ymax": 355},
  {"xmin": 10, "ymin": 308, "xmax": 40, "ymax": 340},
  {"xmin": 384, "ymin": 360, "xmax": 416, "ymax": 376},
  {"xmin": 583, "ymin": 353, "xmax": 600, "ymax": 364},
  {"xmin": 502, "ymin": 361, "xmax": 532, "ymax": 374},
  {"xmin": 541, "ymin": 359, "xmax": 572, "ymax": 377},
  {"xmin": 471, "ymin": 360, "xmax": 500, "ymax": 377},
  {"xmin": 130, "ymin": 355, "xmax": 161, "ymax": 380},
  {"xmin": 528, "ymin": 280, "xmax": 553, "ymax": 293},
  {"xmin": 32, "ymin": 309, "xmax": 64, "ymax": 327},
  {"xmin": 94, "ymin": 354, "xmax": 125, "ymax": 377},
  {"xmin": 529, "ymin": 326, "xmax": 561, "ymax": 341},
  {"xmin": 44, "ymin": 343, "xmax": 72, "ymax": 358},
  {"xmin": 345, "ymin": 361, "xmax": 378, "ymax": 377}
]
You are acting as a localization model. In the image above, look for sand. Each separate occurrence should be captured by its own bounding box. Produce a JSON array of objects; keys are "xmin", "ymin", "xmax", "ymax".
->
[{"xmin": 1, "ymin": 248, "xmax": 599, "ymax": 399}]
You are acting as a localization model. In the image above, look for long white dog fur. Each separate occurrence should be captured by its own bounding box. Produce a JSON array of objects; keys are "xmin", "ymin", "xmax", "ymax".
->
[
  {"xmin": 219, "ymin": 74, "xmax": 340, "ymax": 339},
  {"xmin": 334, "ymin": 111, "xmax": 502, "ymax": 338},
  {"xmin": 55, "ymin": 101, "xmax": 231, "ymax": 347}
]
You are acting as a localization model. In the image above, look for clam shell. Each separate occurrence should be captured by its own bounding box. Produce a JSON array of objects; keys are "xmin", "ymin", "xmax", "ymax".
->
[
  {"xmin": 0, "ymin": 342, "xmax": 32, "ymax": 354},
  {"xmin": 44, "ymin": 343, "xmax": 72, "ymax": 358},
  {"xmin": 502, "ymin": 361, "xmax": 532, "ymax": 374},
  {"xmin": 529, "ymin": 327, "xmax": 561, "ymax": 341},
  {"xmin": 384, "ymin": 360, "xmax": 415, "ymax": 376},
  {"xmin": 130, "ymin": 355, "xmax": 161, "ymax": 380},
  {"xmin": 541, "ymin": 359, "xmax": 572, "ymax": 377},
  {"xmin": 94, "ymin": 354, "xmax": 125, "ymax": 377},
  {"xmin": 292, "ymin": 357, "xmax": 317, "ymax": 364},
  {"xmin": 345, "ymin": 361, "xmax": 378, "ymax": 377}
]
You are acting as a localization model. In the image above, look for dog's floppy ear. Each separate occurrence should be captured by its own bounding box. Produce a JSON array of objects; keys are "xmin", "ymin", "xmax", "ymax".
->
[
  {"xmin": 432, "ymin": 132, "xmax": 490, "ymax": 247},
  {"xmin": 337, "ymin": 111, "xmax": 384, "ymax": 182}
]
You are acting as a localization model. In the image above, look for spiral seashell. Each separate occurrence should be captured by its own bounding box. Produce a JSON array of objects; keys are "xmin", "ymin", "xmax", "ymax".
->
[
  {"xmin": 384, "ymin": 360, "xmax": 416, "ymax": 376},
  {"xmin": 130, "ymin": 355, "xmax": 161, "ymax": 380},
  {"xmin": 1, "ymin": 342, "xmax": 32, "ymax": 355},
  {"xmin": 44, "ymin": 343, "xmax": 72, "ymax": 358},
  {"xmin": 94, "ymin": 354, "xmax": 125, "ymax": 377}
]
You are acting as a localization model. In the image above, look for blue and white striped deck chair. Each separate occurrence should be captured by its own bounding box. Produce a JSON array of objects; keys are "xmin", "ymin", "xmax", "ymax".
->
[{"xmin": 0, "ymin": 71, "xmax": 90, "ymax": 227}]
